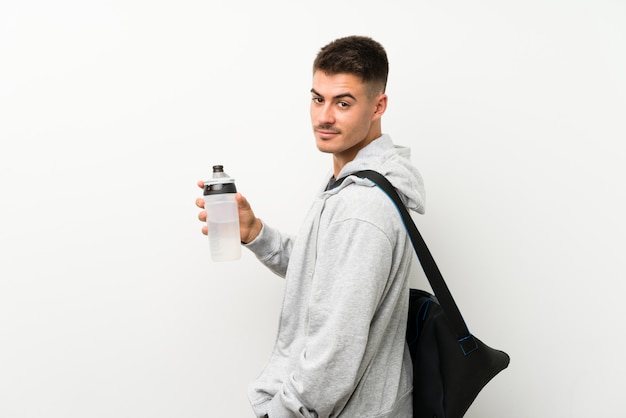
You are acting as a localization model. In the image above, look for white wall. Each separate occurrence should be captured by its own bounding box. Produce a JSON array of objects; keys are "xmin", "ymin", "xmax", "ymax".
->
[{"xmin": 1, "ymin": 1, "xmax": 624, "ymax": 417}]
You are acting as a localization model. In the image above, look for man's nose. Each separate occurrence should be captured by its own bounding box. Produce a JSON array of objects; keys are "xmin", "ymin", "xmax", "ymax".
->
[{"xmin": 317, "ymin": 104, "xmax": 335, "ymax": 124}]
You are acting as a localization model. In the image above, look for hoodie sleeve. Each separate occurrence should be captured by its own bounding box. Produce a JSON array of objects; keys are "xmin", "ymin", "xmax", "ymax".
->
[
  {"xmin": 265, "ymin": 216, "xmax": 394, "ymax": 418},
  {"xmin": 244, "ymin": 220, "xmax": 295, "ymax": 278}
]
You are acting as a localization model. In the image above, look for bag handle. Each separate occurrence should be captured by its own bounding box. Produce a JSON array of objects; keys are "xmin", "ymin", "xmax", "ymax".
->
[{"xmin": 333, "ymin": 170, "xmax": 476, "ymax": 351}]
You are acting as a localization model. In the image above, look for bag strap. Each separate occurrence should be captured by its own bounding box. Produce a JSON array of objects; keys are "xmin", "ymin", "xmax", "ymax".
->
[{"xmin": 332, "ymin": 170, "xmax": 476, "ymax": 352}]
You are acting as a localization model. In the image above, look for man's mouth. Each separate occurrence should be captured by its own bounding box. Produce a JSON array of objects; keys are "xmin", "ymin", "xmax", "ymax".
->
[{"xmin": 315, "ymin": 127, "xmax": 340, "ymax": 139}]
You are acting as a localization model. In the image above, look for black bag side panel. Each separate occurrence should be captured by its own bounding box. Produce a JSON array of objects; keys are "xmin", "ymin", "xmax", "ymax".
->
[{"xmin": 407, "ymin": 289, "xmax": 510, "ymax": 418}]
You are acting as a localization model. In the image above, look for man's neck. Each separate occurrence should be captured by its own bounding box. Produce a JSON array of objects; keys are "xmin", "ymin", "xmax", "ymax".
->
[{"xmin": 332, "ymin": 132, "xmax": 381, "ymax": 177}]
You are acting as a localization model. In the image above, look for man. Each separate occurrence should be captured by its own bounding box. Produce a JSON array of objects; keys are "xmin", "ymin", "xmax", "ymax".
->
[{"xmin": 196, "ymin": 35, "xmax": 425, "ymax": 418}]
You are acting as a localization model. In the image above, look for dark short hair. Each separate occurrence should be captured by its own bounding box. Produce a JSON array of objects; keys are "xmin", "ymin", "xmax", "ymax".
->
[{"xmin": 313, "ymin": 35, "xmax": 389, "ymax": 95}]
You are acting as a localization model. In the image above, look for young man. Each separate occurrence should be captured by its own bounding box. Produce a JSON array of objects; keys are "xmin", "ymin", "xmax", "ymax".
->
[{"xmin": 197, "ymin": 35, "xmax": 425, "ymax": 418}]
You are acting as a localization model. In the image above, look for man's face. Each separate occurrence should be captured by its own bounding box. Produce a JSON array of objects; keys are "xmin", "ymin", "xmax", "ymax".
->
[{"xmin": 310, "ymin": 71, "xmax": 385, "ymax": 163}]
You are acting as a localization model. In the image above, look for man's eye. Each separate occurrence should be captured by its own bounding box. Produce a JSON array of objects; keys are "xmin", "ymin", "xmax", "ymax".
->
[
  {"xmin": 312, "ymin": 97, "xmax": 323, "ymax": 104},
  {"xmin": 338, "ymin": 101, "xmax": 350, "ymax": 108}
]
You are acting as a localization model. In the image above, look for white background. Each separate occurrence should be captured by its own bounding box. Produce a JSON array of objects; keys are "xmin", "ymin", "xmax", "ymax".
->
[{"xmin": 1, "ymin": 1, "xmax": 625, "ymax": 417}]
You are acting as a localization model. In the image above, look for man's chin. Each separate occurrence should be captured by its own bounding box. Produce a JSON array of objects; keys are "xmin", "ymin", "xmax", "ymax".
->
[{"xmin": 315, "ymin": 138, "xmax": 335, "ymax": 154}]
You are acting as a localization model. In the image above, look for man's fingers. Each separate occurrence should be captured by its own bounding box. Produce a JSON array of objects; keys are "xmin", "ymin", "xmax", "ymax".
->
[
  {"xmin": 235, "ymin": 192, "xmax": 248, "ymax": 209},
  {"xmin": 197, "ymin": 180, "xmax": 208, "ymax": 235}
]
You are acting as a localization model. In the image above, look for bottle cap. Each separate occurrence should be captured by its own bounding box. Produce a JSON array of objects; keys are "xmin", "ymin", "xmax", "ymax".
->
[{"xmin": 204, "ymin": 165, "xmax": 237, "ymax": 195}]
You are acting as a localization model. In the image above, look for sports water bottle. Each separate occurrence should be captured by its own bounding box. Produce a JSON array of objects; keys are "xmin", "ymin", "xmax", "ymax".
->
[{"xmin": 203, "ymin": 165, "xmax": 241, "ymax": 261}]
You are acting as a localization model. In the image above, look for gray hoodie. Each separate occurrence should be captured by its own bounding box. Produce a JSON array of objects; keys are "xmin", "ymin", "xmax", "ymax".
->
[{"xmin": 246, "ymin": 134, "xmax": 425, "ymax": 418}]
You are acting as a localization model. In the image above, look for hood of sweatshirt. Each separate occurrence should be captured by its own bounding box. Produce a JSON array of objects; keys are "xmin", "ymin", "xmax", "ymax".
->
[{"xmin": 329, "ymin": 134, "xmax": 426, "ymax": 214}]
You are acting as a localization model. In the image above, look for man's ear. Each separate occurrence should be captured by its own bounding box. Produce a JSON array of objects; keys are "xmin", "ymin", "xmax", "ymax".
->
[{"xmin": 372, "ymin": 93, "xmax": 388, "ymax": 120}]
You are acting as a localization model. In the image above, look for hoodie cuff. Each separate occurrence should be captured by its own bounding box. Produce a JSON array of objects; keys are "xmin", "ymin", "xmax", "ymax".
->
[{"xmin": 243, "ymin": 220, "xmax": 280, "ymax": 259}]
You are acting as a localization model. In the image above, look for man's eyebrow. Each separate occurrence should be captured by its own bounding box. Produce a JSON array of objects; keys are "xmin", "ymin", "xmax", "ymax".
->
[{"xmin": 310, "ymin": 88, "xmax": 357, "ymax": 101}]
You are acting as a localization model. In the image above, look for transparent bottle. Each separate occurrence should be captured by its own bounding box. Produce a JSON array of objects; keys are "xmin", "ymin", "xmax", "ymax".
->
[{"xmin": 203, "ymin": 165, "xmax": 241, "ymax": 261}]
